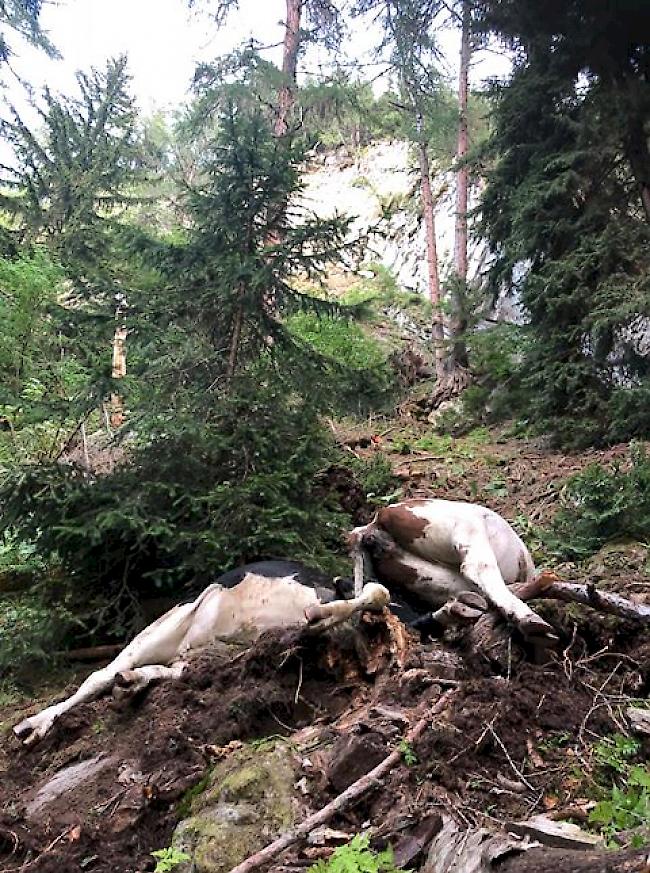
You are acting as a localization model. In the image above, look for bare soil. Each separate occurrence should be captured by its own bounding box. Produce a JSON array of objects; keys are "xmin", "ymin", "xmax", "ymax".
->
[{"xmin": 0, "ymin": 607, "xmax": 648, "ymax": 872}]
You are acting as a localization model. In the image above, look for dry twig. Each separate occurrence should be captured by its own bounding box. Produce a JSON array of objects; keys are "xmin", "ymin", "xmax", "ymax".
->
[{"xmin": 225, "ymin": 690, "xmax": 456, "ymax": 873}]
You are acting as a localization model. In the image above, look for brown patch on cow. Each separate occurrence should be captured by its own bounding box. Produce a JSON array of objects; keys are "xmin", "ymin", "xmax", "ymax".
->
[
  {"xmin": 377, "ymin": 503, "xmax": 428, "ymax": 550},
  {"xmin": 372, "ymin": 552, "xmax": 420, "ymax": 588}
]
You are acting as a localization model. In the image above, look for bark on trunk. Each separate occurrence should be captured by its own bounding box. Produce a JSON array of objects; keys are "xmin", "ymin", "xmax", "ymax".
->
[
  {"xmin": 109, "ymin": 324, "xmax": 127, "ymax": 428},
  {"xmin": 498, "ymin": 844, "xmax": 649, "ymax": 873},
  {"xmin": 225, "ymin": 299, "xmax": 244, "ymax": 388},
  {"xmin": 418, "ymin": 137, "xmax": 446, "ymax": 383},
  {"xmin": 625, "ymin": 111, "xmax": 650, "ymax": 224},
  {"xmin": 437, "ymin": 0, "xmax": 472, "ymax": 391},
  {"xmin": 274, "ymin": 0, "xmax": 303, "ymax": 138},
  {"xmin": 454, "ymin": 0, "xmax": 471, "ymax": 283}
]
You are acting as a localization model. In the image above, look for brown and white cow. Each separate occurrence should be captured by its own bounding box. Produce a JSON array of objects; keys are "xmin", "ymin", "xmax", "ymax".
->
[
  {"xmin": 349, "ymin": 498, "xmax": 555, "ymax": 641},
  {"xmin": 13, "ymin": 572, "xmax": 389, "ymax": 747}
]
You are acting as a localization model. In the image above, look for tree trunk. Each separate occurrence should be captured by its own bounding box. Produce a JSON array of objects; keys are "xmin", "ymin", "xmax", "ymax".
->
[
  {"xmin": 225, "ymin": 298, "xmax": 244, "ymax": 388},
  {"xmin": 109, "ymin": 324, "xmax": 127, "ymax": 428},
  {"xmin": 454, "ymin": 0, "xmax": 471, "ymax": 285},
  {"xmin": 418, "ymin": 136, "xmax": 446, "ymax": 384},
  {"xmin": 625, "ymin": 110, "xmax": 650, "ymax": 224},
  {"xmin": 274, "ymin": 0, "xmax": 304, "ymax": 138},
  {"xmin": 444, "ymin": 0, "xmax": 473, "ymax": 382},
  {"xmin": 428, "ymin": 4, "xmax": 473, "ymax": 409}
]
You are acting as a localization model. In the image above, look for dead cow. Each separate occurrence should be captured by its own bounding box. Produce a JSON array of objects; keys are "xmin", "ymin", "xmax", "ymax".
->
[
  {"xmin": 349, "ymin": 498, "xmax": 556, "ymax": 641},
  {"xmin": 14, "ymin": 572, "xmax": 389, "ymax": 747}
]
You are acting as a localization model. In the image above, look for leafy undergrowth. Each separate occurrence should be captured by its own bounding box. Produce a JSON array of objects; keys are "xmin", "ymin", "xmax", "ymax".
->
[
  {"xmin": 588, "ymin": 733, "xmax": 650, "ymax": 845},
  {"xmin": 310, "ymin": 835, "xmax": 402, "ymax": 873}
]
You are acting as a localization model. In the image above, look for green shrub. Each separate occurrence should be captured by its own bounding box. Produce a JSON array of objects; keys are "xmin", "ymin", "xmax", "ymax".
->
[
  {"xmin": 0, "ymin": 532, "xmax": 46, "ymax": 581},
  {"xmin": 588, "ymin": 734, "xmax": 650, "ymax": 846},
  {"xmin": 151, "ymin": 847, "xmax": 191, "ymax": 873},
  {"xmin": 287, "ymin": 311, "xmax": 396, "ymax": 413},
  {"xmin": 309, "ymin": 834, "xmax": 402, "ymax": 873},
  {"xmin": 0, "ymin": 594, "xmax": 76, "ymax": 677},
  {"xmin": 548, "ymin": 443, "xmax": 650, "ymax": 559},
  {"xmin": 342, "ymin": 263, "xmax": 426, "ymax": 316},
  {"xmin": 469, "ymin": 323, "xmax": 528, "ymax": 387},
  {"xmin": 344, "ymin": 453, "xmax": 400, "ymax": 504},
  {"xmin": 0, "ymin": 383, "xmax": 348, "ymax": 638},
  {"xmin": 607, "ymin": 381, "xmax": 650, "ymax": 443}
]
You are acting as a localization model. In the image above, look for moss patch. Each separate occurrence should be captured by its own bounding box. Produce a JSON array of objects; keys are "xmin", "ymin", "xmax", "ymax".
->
[{"xmin": 172, "ymin": 741, "xmax": 298, "ymax": 873}]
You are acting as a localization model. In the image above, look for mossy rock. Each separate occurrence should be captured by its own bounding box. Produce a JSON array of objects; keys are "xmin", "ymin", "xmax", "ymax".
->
[{"xmin": 172, "ymin": 741, "xmax": 298, "ymax": 873}]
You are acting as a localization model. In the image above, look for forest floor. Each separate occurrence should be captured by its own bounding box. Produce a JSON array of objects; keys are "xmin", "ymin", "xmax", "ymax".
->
[{"xmin": 0, "ymin": 423, "xmax": 648, "ymax": 873}]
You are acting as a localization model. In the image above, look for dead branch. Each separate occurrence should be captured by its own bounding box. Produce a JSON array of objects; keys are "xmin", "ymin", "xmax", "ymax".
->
[
  {"xmin": 514, "ymin": 578, "xmax": 650, "ymax": 623},
  {"xmin": 59, "ymin": 644, "xmax": 124, "ymax": 662},
  {"xmin": 225, "ymin": 690, "xmax": 456, "ymax": 873}
]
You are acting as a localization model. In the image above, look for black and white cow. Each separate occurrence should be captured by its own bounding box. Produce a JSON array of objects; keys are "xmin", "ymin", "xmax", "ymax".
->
[{"xmin": 14, "ymin": 566, "xmax": 389, "ymax": 746}]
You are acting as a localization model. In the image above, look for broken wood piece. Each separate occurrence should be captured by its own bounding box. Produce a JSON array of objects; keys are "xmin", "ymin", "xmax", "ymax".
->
[
  {"xmin": 506, "ymin": 815, "xmax": 605, "ymax": 850},
  {"xmin": 422, "ymin": 815, "xmax": 537, "ymax": 873},
  {"xmin": 392, "ymin": 813, "xmax": 443, "ymax": 869},
  {"xmin": 515, "ymin": 579, "xmax": 650, "ymax": 623},
  {"xmin": 497, "ymin": 843, "xmax": 650, "ymax": 873},
  {"xmin": 224, "ymin": 690, "xmax": 456, "ymax": 873}
]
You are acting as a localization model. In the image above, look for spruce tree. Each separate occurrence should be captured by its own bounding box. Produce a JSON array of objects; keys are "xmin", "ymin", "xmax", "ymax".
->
[
  {"xmin": 1, "ymin": 95, "xmax": 355, "ymax": 627},
  {"xmin": 0, "ymin": 56, "xmax": 143, "ymax": 290},
  {"xmin": 476, "ymin": 0, "xmax": 650, "ymax": 446}
]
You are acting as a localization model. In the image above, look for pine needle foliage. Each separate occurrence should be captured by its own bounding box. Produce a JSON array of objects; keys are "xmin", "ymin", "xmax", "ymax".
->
[
  {"xmin": 476, "ymin": 0, "xmax": 650, "ymax": 447},
  {"xmin": 548, "ymin": 443, "xmax": 650, "ymax": 560},
  {"xmin": 130, "ymin": 93, "xmax": 360, "ymax": 409},
  {"xmin": 0, "ymin": 56, "xmax": 145, "ymax": 290},
  {"xmin": 0, "ymin": 95, "xmax": 360, "ymax": 632}
]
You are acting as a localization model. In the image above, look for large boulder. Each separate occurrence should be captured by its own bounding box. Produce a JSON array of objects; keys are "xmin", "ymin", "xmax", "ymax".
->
[{"xmin": 172, "ymin": 741, "xmax": 299, "ymax": 873}]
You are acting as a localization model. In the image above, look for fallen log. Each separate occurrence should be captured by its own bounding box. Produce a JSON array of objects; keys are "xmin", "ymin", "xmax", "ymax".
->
[
  {"xmin": 462, "ymin": 575, "xmax": 649, "ymax": 666},
  {"xmin": 497, "ymin": 843, "xmax": 650, "ymax": 873},
  {"xmin": 58, "ymin": 644, "xmax": 124, "ymax": 662},
  {"xmin": 422, "ymin": 816, "xmax": 650, "ymax": 873},
  {"xmin": 225, "ymin": 690, "xmax": 456, "ymax": 873}
]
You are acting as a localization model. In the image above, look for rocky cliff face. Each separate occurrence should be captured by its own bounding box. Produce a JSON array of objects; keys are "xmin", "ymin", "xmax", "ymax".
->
[
  {"xmin": 301, "ymin": 141, "xmax": 649, "ymax": 370},
  {"xmin": 302, "ymin": 141, "xmax": 487, "ymax": 296}
]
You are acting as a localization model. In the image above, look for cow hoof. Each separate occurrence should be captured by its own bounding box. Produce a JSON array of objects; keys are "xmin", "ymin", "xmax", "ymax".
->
[
  {"xmin": 13, "ymin": 720, "xmax": 43, "ymax": 746},
  {"xmin": 13, "ymin": 719, "xmax": 33, "ymax": 740},
  {"xmin": 115, "ymin": 670, "xmax": 137, "ymax": 687},
  {"xmin": 457, "ymin": 591, "xmax": 488, "ymax": 611},
  {"xmin": 520, "ymin": 615, "xmax": 558, "ymax": 644},
  {"xmin": 448, "ymin": 601, "xmax": 486, "ymax": 622}
]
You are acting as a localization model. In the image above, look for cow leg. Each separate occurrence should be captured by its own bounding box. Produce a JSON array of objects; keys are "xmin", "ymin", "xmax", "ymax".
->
[
  {"xmin": 304, "ymin": 582, "xmax": 390, "ymax": 630},
  {"xmin": 112, "ymin": 661, "xmax": 187, "ymax": 702},
  {"xmin": 14, "ymin": 661, "xmax": 134, "ymax": 747},
  {"xmin": 453, "ymin": 523, "xmax": 556, "ymax": 641},
  {"xmin": 13, "ymin": 596, "xmax": 208, "ymax": 746}
]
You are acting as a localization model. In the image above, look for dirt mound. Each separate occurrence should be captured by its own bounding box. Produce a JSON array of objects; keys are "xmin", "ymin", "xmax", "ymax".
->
[
  {"xmin": 0, "ymin": 620, "xmax": 398, "ymax": 872},
  {"xmin": 1, "ymin": 612, "xmax": 646, "ymax": 873}
]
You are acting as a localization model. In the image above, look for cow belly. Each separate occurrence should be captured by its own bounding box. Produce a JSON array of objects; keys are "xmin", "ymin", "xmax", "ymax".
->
[
  {"xmin": 183, "ymin": 575, "xmax": 318, "ymax": 649},
  {"xmin": 402, "ymin": 501, "xmax": 532, "ymax": 586}
]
